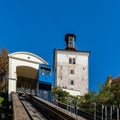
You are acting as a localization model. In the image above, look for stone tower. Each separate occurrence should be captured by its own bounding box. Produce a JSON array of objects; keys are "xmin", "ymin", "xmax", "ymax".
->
[{"xmin": 53, "ymin": 34, "xmax": 90, "ymax": 96}]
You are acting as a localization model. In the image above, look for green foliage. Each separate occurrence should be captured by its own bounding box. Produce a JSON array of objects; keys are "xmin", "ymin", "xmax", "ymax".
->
[
  {"xmin": 78, "ymin": 91, "xmax": 96, "ymax": 112},
  {"xmin": 95, "ymin": 76, "xmax": 113, "ymax": 104},
  {"xmin": 0, "ymin": 93, "xmax": 12, "ymax": 119},
  {"xmin": 78, "ymin": 74, "xmax": 119, "ymax": 111},
  {"xmin": 110, "ymin": 83, "xmax": 120, "ymax": 106},
  {"xmin": 96, "ymin": 89, "xmax": 114, "ymax": 104},
  {"xmin": 52, "ymin": 86, "xmax": 70, "ymax": 103},
  {"xmin": 0, "ymin": 96, "xmax": 4, "ymax": 107},
  {"xmin": 96, "ymin": 76, "xmax": 120, "ymax": 106}
]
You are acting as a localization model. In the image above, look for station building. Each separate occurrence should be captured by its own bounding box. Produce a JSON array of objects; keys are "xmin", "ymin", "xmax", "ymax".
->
[{"xmin": 8, "ymin": 51, "xmax": 52, "ymax": 101}]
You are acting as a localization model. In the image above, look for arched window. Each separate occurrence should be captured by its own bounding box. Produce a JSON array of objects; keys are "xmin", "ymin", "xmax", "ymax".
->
[
  {"xmin": 69, "ymin": 58, "xmax": 72, "ymax": 64},
  {"xmin": 73, "ymin": 58, "xmax": 76, "ymax": 64}
]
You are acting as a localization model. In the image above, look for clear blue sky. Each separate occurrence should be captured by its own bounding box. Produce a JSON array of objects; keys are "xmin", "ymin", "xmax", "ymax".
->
[{"xmin": 0, "ymin": 0, "xmax": 120, "ymax": 92}]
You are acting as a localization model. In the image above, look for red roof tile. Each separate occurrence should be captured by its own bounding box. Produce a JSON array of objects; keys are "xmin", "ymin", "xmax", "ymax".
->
[{"xmin": 112, "ymin": 76, "xmax": 120, "ymax": 84}]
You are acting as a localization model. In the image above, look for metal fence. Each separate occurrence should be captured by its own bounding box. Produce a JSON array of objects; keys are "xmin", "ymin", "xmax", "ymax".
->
[{"xmin": 52, "ymin": 96, "xmax": 120, "ymax": 120}]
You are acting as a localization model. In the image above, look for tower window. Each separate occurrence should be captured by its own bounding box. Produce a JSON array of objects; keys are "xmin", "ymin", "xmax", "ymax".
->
[
  {"xmin": 83, "ymin": 67, "xmax": 85, "ymax": 70},
  {"xmin": 70, "ymin": 69, "xmax": 74, "ymax": 74},
  {"xmin": 69, "ymin": 57, "xmax": 76, "ymax": 64},
  {"xmin": 69, "ymin": 58, "xmax": 72, "ymax": 64},
  {"xmin": 73, "ymin": 58, "xmax": 76, "ymax": 64},
  {"xmin": 68, "ymin": 37, "xmax": 74, "ymax": 47},
  {"xmin": 70, "ymin": 80, "xmax": 74, "ymax": 85},
  {"xmin": 65, "ymin": 34, "xmax": 76, "ymax": 50}
]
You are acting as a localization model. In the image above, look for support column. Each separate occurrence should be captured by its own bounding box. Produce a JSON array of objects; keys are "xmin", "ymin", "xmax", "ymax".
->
[{"xmin": 8, "ymin": 78, "xmax": 17, "ymax": 101}]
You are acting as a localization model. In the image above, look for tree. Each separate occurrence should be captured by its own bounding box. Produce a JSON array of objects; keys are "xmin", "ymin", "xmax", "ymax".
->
[
  {"xmin": 96, "ymin": 76, "xmax": 114, "ymax": 104},
  {"xmin": 0, "ymin": 48, "xmax": 9, "ymax": 91},
  {"xmin": 52, "ymin": 86, "xmax": 70, "ymax": 103},
  {"xmin": 78, "ymin": 91, "xmax": 97, "ymax": 111},
  {"xmin": 110, "ymin": 83, "xmax": 120, "ymax": 107}
]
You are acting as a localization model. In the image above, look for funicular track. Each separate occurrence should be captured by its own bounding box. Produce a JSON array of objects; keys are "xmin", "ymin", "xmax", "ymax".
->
[
  {"xmin": 12, "ymin": 92, "xmax": 46, "ymax": 120},
  {"xmin": 25, "ymin": 94, "xmax": 85, "ymax": 120},
  {"xmin": 20, "ymin": 96, "xmax": 47, "ymax": 120},
  {"xmin": 12, "ymin": 92, "xmax": 86, "ymax": 120}
]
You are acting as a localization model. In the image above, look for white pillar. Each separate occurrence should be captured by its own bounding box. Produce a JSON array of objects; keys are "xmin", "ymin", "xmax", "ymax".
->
[{"xmin": 8, "ymin": 78, "xmax": 17, "ymax": 101}]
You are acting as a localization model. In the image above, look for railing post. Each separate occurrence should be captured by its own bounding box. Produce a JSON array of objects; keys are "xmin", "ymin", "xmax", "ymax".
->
[
  {"xmin": 105, "ymin": 105, "xmax": 107, "ymax": 120},
  {"xmin": 117, "ymin": 108, "xmax": 119, "ymax": 120},
  {"xmin": 66, "ymin": 97, "xmax": 68, "ymax": 111},
  {"xmin": 75, "ymin": 99, "xmax": 78, "ymax": 120},
  {"xmin": 110, "ymin": 106, "xmax": 112, "ymax": 120},
  {"xmin": 101, "ymin": 104, "xmax": 104, "ymax": 120},
  {"xmin": 55, "ymin": 94, "xmax": 58, "ymax": 106},
  {"xmin": 94, "ymin": 102, "xmax": 96, "ymax": 120}
]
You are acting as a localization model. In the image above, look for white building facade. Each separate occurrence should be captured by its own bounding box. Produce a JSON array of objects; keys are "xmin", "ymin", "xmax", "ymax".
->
[
  {"xmin": 54, "ymin": 34, "xmax": 90, "ymax": 96},
  {"xmin": 8, "ymin": 51, "xmax": 48, "ymax": 100}
]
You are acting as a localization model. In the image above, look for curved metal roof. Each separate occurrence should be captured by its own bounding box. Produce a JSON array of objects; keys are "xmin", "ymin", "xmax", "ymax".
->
[{"xmin": 8, "ymin": 51, "xmax": 48, "ymax": 65}]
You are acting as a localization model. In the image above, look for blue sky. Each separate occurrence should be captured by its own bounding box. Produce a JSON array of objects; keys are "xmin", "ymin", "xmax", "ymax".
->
[{"xmin": 0, "ymin": 0, "xmax": 120, "ymax": 92}]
